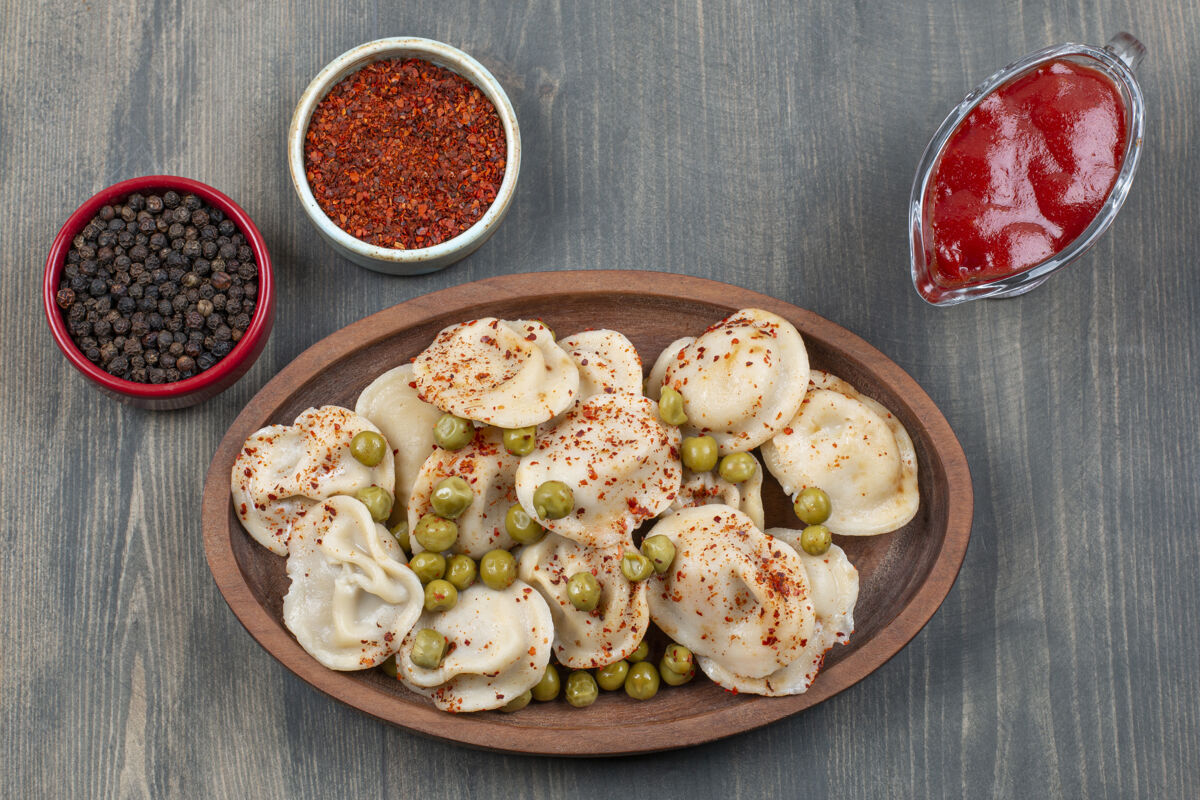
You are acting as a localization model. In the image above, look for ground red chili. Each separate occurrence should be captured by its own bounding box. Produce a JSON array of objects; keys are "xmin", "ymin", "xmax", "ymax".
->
[{"xmin": 304, "ymin": 58, "xmax": 506, "ymax": 250}]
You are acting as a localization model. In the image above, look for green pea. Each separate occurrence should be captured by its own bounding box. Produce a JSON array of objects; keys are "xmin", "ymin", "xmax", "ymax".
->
[
  {"xmin": 379, "ymin": 654, "xmax": 399, "ymax": 678},
  {"xmin": 355, "ymin": 485, "xmax": 393, "ymax": 522},
  {"xmin": 409, "ymin": 628, "xmax": 448, "ymax": 669},
  {"xmin": 433, "ymin": 414, "xmax": 475, "ymax": 451},
  {"xmin": 641, "ymin": 534, "xmax": 676, "ymax": 574},
  {"xmin": 680, "ymin": 435, "xmax": 719, "ymax": 472},
  {"xmin": 800, "ymin": 524, "xmax": 832, "ymax": 556},
  {"xmin": 389, "ymin": 520, "xmax": 411, "ymax": 554},
  {"xmin": 409, "ymin": 552, "xmax": 447, "ymax": 584},
  {"xmin": 414, "ymin": 513, "xmax": 458, "ymax": 552},
  {"xmin": 658, "ymin": 386, "xmax": 688, "ymax": 426},
  {"xmin": 627, "ymin": 640, "xmax": 650, "ymax": 663},
  {"xmin": 445, "ymin": 554, "xmax": 477, "ymax": 590},
  {"xmin": 567, "ymin": 571, "xmax": 601, "ymax": 611},
  {"xmin": 423, "ymin": 579, "xmax": 458, "ymax": 612},
  {"xmin": 620, "ymin": 552, "xmax": 653, "ymax": 582},
  {"xmin": 658, "ymin": 658, "xmax": 695, "ymax": 687},
  {"xmin": 505, "ymin": 503, "xmax": 546, "ymax": 545},
  {"xmin": 500, "ymin": 690, "xmax": 532, "ymax": 713},
  {"xmin": 349, "ymin": 430, "xmax": 387, "ymax": 467},
  {"xmin": 793, "ymin": 487, "xmax": 832, "ymax": 525},
  {"xmin": 430, "ymin": 476, "xmax": 473, "ymax": 519},
  {"xmin": 718, "ymin": 452, "xmax": 757, "ymax": 483},
  {"xmin": 624, "ymin": 661, "xmax": 660, "ymax": 700},
  {"xmin": 662, "ymin": 643, "xmax": 694, "ymax": 675},
  {"xmin": 480, "ymin": 549, "xmax": 517, "ymax": 590},
  {"xmin": 595, "ymin": 660, "xmax": 629, "ymax": 691},
  {"xmin": 533, "ymin": 480, "xmax": 574, "ymax": 520},
  {"xmin": 502, "ymin": 426, "xmax": 537, "ymax": 457},
  {"xmin": 565, "ymin": 670, "xmax": 599, "ymax": 708},
  {"xmin": 531, "ymin": 664, "xmax": 561, "ymax": 702}
]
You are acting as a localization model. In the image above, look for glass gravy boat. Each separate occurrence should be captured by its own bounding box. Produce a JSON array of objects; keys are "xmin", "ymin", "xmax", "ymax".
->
[{"xmin": 909, "ymin": 33, "xmax": 1146, "ymax": 307}]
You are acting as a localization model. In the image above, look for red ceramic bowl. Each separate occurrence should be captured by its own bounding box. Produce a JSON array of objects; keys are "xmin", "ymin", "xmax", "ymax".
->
[{"xmin": 44, "ymin": 176, "xmax": 274, "ymax": 410}]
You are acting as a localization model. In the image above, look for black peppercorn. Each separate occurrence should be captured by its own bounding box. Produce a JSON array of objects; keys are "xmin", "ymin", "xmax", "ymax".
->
[{"xmin": 61, "ymin": 191, "xmax": 257, "ymax": 385}]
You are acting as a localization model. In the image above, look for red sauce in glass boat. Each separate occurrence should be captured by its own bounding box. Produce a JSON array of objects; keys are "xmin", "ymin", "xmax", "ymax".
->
[{"xmin": 923, "ymin": 59, "xmax": 1127, "ymax": 290}]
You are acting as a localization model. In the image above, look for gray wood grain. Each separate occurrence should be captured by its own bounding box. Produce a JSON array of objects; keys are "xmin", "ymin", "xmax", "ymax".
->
[{"xmin": 2, "ymin": 0, "xmax": 1198, "ymax": 797}]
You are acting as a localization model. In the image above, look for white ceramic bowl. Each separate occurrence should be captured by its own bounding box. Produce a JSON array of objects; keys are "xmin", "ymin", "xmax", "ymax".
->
[{"xmin": 288, "ymin": 37, "xmax": 521, "ymax": 275}]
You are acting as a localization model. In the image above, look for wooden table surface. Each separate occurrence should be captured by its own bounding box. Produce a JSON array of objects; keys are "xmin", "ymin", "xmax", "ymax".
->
[{"xmin": 3, "ymin": 1, "xmax": 1197, "ymax": 797}]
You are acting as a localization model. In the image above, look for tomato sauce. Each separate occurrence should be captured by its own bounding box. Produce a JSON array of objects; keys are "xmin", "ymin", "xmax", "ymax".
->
[{"xmin": 923, "ymin": 59, "xmax": 1127, "ymax": 289}]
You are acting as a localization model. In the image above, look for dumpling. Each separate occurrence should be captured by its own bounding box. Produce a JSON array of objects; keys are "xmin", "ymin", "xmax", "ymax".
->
[
  {"xmin": 518, "ymin": 533, "xmax": 649, "ymax": 667},
  {"xmin": 395, "ymin": 582, "xmax": 553, "ymax": 712},
  {"xmin": 411, "ymin": 317, "xmax": 580, "ymax": 428},
  {"xmin": 558, "ymin": 329, "xmax": 643, "ymax": 398},
  {"xmin": 514, "ymin": 392, "xmax": 682, "ymax": 549},
  {"xmin": 282, "ymin": 495, "xmax": 423, "ymax": 670},
  {"xmin": 645, "ymin": 505, "xmax": 814, "ymax": 679},
  {"xmin": 668, "ymin": 451, "xmax": 766, "ymax": 529},
  {"xmin": 407, "ymin": 427, "xmax": 519, "ymax": 558},
  {"xmin": 699, "ymin": 533, "xmax": 858, "ymax": 696},
  {"xmin": 354, "ymin": 364, "xmax": 443, "ymax": 524},
  {"xmin": 663, "ymin": 308, "xmax": 809, "ymax": 454},
  {"xmin": 643, "ymin": 337, "xmax": 693, "ymax": 401},
  {"xmin": 231, "ymin": 406, "xmax": 396, "ymax": 555},
  {"xmin": 761, "ymin": 370, "xmax": 919, "ymax": 535}
]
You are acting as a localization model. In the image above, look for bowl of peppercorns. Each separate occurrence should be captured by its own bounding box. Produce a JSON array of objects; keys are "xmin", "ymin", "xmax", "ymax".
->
[
  {"xmin": 43, "ymin": 175, "xmax": 274, "ymax": 410},
  {"xmin": 288, "ymin": 37, "xmax": 520, "ymax": 275}
]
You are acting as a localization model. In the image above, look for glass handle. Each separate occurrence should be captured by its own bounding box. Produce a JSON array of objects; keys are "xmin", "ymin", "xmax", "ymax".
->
[{"xmin": 1105, "ymin": 32, "xmax": 1146, "ymax": 71}]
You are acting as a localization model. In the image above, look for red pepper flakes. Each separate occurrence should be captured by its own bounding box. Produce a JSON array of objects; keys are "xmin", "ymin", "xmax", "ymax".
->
[{"xmin": 304, "ymin": 58, "xmax": 506, "ymax": 250}]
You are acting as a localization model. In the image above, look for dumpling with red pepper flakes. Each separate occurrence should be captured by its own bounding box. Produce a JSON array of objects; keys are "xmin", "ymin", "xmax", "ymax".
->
[
  {"xmin": 355, "ymin": 363, "xmax": 443, "ymax": 526},
  {"xmin": 407, "ymin": 427, "xmax": 520, "ymax": 559},
  {"xmin": 282, "ymin": 495, "xmax": 423, "ymax": 671},
  {"xmin": 411, "ymin": 318, "xmax": 580, "ymax": 428},
  {"xmin": 231, "ymin": 405, "xmax": 396, "ymax": 555},
  {"xmin": 517, "ymin": 532, "xmax": 649, "ymax": 668},
  {"xmin": 514, "ymin": 392, "xmax": 682, "ymax": 549},
  {"xmin": 699, "ymin": 532, "xmax": 858, "ymax": 696},
  {"xmin": 558, "ymin": 329, "xmax": 643, "ymax": 399},
  {"xmin": 643, "ymin": 336, "xmax": 693, "ymax": 401},
  {"xmin": 395, "ymin": 581, "xmax": 554, "ymax": 713},
  {"xmin": 668, "ymin": 451, "xmax": 766, "ymax": 530},
  {"xmin": 662, "ymin": 308, "xmax": 809, "ymax": 454},
  {"xmin": 645, "ymin": 505, "xmax": 815, "ymax": 680},
  {"xmin": 761, "ymin": 370, "xmax": 919, "ymax": 536}
]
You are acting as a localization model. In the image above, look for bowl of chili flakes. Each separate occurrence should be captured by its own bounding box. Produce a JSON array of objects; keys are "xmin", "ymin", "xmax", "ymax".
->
[{"xmin": 288, "ymin": 37, "xmax": 521, "ymax": 275}]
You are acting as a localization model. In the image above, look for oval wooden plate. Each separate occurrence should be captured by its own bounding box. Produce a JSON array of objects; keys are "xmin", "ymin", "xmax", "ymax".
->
[{"xmin": 202, "ymin": 270, "xmax": 972, "ymax": 756}]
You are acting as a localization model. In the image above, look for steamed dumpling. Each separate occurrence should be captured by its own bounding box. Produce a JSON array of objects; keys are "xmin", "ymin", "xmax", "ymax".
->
[
  {"xmin": 699, "ymin": 534, "xmax": 858, "ymax": 696},
  {"xmin": 761, "ymin": 371, "xmax": 918, "ymax": 535},
  {"xmin": 645, "ymin": 505, "xmax": 814, "ymax": 679},
  {"xmin": 395, "ymin": 582, "xmax": 553, "ymax": 712},
  {"xmin": 558, "ymin": 329, "xmax": 643, "ymax": 398},
  {"xmin": 643, "ymin": 337, "xmax": 692, "ymax": 401},
  {"xmin": 518, "ymin": 533, "xmax": 649, "ymax": 667},
  {"xmin": 231, "ymin": 406, "xmax": 396, "ymax": 555},
  {"xmin": 407, "ymin": 427, "xmax": 519, "ymax": 558},
  {"xmin": 282, "ymin": 495, "xmax": 423, "ymax": 670},
  {"xmin": 355, "ymin": 364, "xmax": 443, "ymax": 524},
  {"xmin": 663, "ymin": 308, "xmax": 809, "ymax": 454},
  {"xmin": 515, "ymin": 392, "xmax": 682, "ymax": 549},
  {"xmin": 411, "ymin": 318, "xmax": 580, "ymax": 428},
  {"xmin": 668, "ymin": 451, "xmax": 766, "ymax": 529}
]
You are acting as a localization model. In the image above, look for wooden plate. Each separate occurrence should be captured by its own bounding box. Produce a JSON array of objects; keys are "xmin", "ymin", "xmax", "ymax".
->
[{"xmin": 201, "ymin": 270, "xmax": 972, "ymax": 755}]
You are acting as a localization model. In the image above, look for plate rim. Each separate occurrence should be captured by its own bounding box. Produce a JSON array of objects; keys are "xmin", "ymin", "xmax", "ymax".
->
[{"xmin": 201, "ymin": 269, "xmax": 973, "ymax": 756}]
